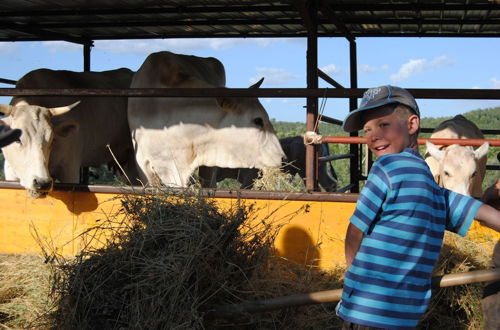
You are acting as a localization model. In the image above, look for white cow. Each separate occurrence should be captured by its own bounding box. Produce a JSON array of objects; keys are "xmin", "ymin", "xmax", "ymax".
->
[
  {"xmin": 425, "ymin": 115, "xmax": 489, "ymax": 198},
  {"xmin": 127, "ymin": 51, "xmax": 285, "ymax": 186},
  {"xmin": 200, "ymin": 136, "xmax": 338, "ymax": 191},
  {"xmin": 0, "ymin": 68, "xmax": 137, "ymax": 197}
]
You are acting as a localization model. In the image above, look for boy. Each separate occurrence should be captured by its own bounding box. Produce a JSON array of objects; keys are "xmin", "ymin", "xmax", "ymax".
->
[{"xmin": 337, "ymin": 85, "xmax": 500, "ymax": 329}]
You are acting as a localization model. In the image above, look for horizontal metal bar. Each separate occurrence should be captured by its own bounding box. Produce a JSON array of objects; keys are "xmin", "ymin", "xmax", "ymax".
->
[
  {"xmin": 2, "ymin": 31, "xmax": 500, "ymax": 43},
  {"xmin": 321, "ymin": 136, "xmax": 500, "ymax": 147},
  {"xmin": 486, "ymin": 165, "xmax": 500, "ymax": 171},
  {"xmin": 421, "ymin": 127, "xmax": 500, "ymax": 135},
  {"xmin": 1, "ymin": 88, "xmax": 500, "ymax": 99},
  {"xmin": 0, "ymin": 180, "xmax": 360, "ymax": 203},
  {"xmin": 319, "ymin": 154, "xmax": 354, "ymax": 162}
]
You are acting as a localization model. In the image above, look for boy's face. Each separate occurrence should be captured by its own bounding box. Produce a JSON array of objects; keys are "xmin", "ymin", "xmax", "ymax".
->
[{"xmin": 361, "ymin": 106, "xmax": 418, "ymax": 158}]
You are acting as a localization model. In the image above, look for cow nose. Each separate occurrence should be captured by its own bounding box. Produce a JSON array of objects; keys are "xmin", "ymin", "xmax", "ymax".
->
[{"xmin": 33, "ymin": 177, "xmax": 53, "ymax": 191}]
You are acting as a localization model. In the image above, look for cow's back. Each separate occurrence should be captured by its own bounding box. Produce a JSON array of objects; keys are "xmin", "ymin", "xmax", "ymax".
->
[
  {"xmin": 12, "ymin": 68, "xmax": 134, "ymax": 167},
  {"xmin": 130, "ymin": 51, "xmax": 225, "ymax": 89},
  {"xmin": 430, "ymin": 114, "xmax": 484, "ymax": 140}
]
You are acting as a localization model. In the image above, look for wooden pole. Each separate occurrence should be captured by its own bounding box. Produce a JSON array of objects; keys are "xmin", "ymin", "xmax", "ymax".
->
[{"xmin": 210, "ymin": 268, "xmax": 500, "ymax": 318}]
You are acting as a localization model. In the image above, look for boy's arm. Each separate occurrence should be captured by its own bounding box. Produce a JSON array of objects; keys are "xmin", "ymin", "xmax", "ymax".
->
[
  {"xmin": 475, "ymin": 203, "xmax": 500, "ymax": 232},
  {"xmin": 345, "ymin": 223, "xmax": 364, "ymax": 268}
]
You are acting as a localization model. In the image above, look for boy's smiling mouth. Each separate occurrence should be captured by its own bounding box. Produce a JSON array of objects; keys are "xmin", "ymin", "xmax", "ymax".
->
[{"xmin": 374, "ymin": 144, "xmax": 389, "ymax": 151}]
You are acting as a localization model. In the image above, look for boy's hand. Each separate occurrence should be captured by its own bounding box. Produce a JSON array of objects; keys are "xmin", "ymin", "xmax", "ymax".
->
[{"xmin": 481, "ymin": 179, "xmax": 500, "ymax": 211}]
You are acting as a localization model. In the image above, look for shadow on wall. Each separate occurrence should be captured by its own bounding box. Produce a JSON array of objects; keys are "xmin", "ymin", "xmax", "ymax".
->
[
  {"xmin": 276, "ymin": 225, "xmax": 321, "ymax": 268},
  {"xmin": 48, "ymin": 190, "xmax": 99, "ymax": 215}
]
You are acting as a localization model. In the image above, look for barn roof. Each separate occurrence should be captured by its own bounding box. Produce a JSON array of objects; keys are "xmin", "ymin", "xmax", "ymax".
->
[{"xmin": 1, "ymin": 0, "xmax": 500, "ymax": 44}]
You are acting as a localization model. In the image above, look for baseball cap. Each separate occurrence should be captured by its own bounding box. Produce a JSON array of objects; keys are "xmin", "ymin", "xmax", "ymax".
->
[
  {"xmin": 0, "ymin": 126, "xmax": 22, "ymax": 148},
  {"xmin": 342, "ymin": 85, "xmax": 420, "ymax": 132}
]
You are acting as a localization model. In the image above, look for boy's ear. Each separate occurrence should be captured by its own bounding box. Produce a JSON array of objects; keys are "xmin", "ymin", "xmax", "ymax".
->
[{"xmin": 407, "ymin": 114, "xmax": 420, "ymax": 135}]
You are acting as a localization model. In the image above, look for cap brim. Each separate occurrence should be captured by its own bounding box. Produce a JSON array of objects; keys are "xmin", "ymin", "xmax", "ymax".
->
[{"xmin": 342, "ymin": 101, "xmax": 400, "ymax": 132}]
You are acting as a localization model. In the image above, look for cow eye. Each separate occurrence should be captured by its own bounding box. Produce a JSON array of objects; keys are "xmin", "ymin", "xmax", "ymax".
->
[
  {"xmin": 444, "ymin": 171, "xmax": 450, "ymax": 177},
  {"xmin": 253, "ymin": 117, "xmax": 264, "ymax": 128}
]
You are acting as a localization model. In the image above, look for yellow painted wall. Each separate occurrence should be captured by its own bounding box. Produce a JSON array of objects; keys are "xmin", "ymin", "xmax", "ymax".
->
[{"xmin": 1, "ymin": 188, "xmax": 498, "ymax": 270}]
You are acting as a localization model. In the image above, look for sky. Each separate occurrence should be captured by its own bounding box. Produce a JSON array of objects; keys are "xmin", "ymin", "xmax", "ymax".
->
[{"xmin": 0, "ymin": 37, "xmax": 499, "ymax": 123}]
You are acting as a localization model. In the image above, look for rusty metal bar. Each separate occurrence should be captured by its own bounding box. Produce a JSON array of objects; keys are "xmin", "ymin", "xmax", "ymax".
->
[
  {"xmin": 1, "ymin": 87, "xmax": 500, "ymax": 99},
  {"xmin": 320, "ymin": 136, "xmax": 500, "ymax": 147},
  {"xmin": 317, "ymin": 68, "xmax": 344, "ymax": 88},
  {"xmin": 0, "ymin": 180, "xmax": 360, "ymax": 202},
  {"xmin": 304, "ymin": 0, "xmax": 319, "ymax": 192},
  {"xmin": 319, "ymin": 154, "xmax": 354, "ymax": 162},
  {"xmin": 318, "ymin": 114, "xmax": 343, "ymax": 126},
  {"xmin": 0, "ymin": 78, "xmax": 16, "ymax": 85},
  {"xmin": 210, "ymin": 268, "xmax": 500, "ymax": 318},
  {"xmin": 349, "ymin": 39, "xmax": 360, "ymax": 193}
]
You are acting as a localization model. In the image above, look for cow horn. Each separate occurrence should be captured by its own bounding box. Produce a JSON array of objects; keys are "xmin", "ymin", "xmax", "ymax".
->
[
  {"xmin": 0, "ymin": 104, "xmax": 15, "ymax": 115},
  {"xmin": 49, "ymin": 101, "xmax": 81, "ymax": 117},
  {"xmin": 249, "ymin": 77, "xmax": 264, "ymax": 89}
]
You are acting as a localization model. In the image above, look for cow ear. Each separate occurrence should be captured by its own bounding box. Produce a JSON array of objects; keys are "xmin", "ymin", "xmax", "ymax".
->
[
  {"xmin": 0, "ymin": 104, "xmax": 15, "ymax": 115},
  {"xmin": 249, "ymin": 77, "xmax": 264, "ymax": 89},
  {"xmin": 474, "ymin": 142, "xmax": 489, "ymax": 159},
  {"xmin": 49, "ymin": 101, "xmax": 81, "ymax": 117},
  {"xmin": 426, "ymin": 141, "xmax": 444, "ymax": 161},
  {"xmin": 216, "ymin": 97, "xmax": 240, "ymax": 113}
]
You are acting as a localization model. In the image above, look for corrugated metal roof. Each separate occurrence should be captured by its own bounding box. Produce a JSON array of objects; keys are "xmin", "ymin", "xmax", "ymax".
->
[{"xmin": 1, "ymin": 0, "xmax": 499, "ymax": 44}]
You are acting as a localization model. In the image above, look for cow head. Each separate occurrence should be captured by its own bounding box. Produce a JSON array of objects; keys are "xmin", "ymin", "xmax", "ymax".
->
[
  {"xmin": 426, "ymin": 141, "xmax": 489, "ymax": 196},
  {"xmin": 0, "ymin": 101, "xmax": 80, "ymax": 198},
  {"xmin": 210, "ymin": 77, "xmax": 285, "ymax": 169}
]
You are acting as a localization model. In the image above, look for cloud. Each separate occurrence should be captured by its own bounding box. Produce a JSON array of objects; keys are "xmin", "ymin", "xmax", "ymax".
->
[
  {"xmin": 42, "ymin": 41, "xmax": 82, "ymax": 53},
  {"xmin": 490, "ymin": 77, "xmax": 500, "ymax": 88},
  {"xmin": 92, "ymin": 38, "xmax": 284, "ymax": 55},
  {"xmin": 0, "ymin": 42, "xmax": 17, "ymax": 54},
  {"xmin": 250, "ymin": 67, "xmax": 298, "ymax": 86},
  {"xmin": 320, "ymin": 64, "xmax": 342, "ymax": 76},
  {"xmin": 390, "ymin": 55, "xmax": 453, "ymax": 82},
  {"xmin": 358, "ymin": 64, "xmax": 389, "ymax": 74}
]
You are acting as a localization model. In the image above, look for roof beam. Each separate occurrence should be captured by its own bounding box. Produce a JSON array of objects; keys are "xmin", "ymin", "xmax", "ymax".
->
[
  {"xmin": 292, "ymin": 0, "xmax": 316, "ymax": 34},
  {"xmin": 319, "ymin": 2, "xmax": 354, "ymax": 42},
  {"xmin": 0, "ymin": 4, "xmax": 295, "ymax": 18}
]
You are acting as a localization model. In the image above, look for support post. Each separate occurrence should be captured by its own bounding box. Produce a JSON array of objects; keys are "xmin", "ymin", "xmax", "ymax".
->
[
  {"xmin": 348, "ymin": 40, "xmax": 359, "ymax": 192},
  {"xmin": 80, "ymin": 41, "xmax": 93, "ymax": 184},
  {"xmin": 305, "ymin": 1, "xmax": 319, "ymax": 191}
]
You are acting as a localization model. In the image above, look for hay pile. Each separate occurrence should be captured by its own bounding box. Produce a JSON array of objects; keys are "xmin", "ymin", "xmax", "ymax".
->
[
  {"xmin": 251, "ymin": 167, "xmax": 304, "ymax": 192},
  {"xmin": 0, "ymin": 254, "xmax": 52, "ymax": 329},
  {"xmin": 420, "ymin": 232, "xmax": 495, "ymax": 329},
  {"xmin": 46, "ymin": 190, "xmax": 286, "ymax": 329}
]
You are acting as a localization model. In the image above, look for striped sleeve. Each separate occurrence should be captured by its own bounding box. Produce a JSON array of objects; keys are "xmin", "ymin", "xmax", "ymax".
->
[
  {"xmin": 443, "ymin": 189, "xmax": 483, "ymax": 236},
  {"xmin": 350, "ymin": 161, "xmax": 390, "ymax": 234}
]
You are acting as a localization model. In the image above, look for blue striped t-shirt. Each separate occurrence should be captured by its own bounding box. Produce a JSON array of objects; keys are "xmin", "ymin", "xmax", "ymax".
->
[{"xmin": 338, "ymin": 148, "xmax": 483, "ymax": 329}]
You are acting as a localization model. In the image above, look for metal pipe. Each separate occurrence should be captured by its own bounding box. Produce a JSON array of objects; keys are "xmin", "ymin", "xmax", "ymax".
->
[
  {"xmin": 1, "ymin": 87, "xmax": 500, "ymax": 99},
  {"xmin": 210, "ymin": 268, "xmax": 500, "ymax": 318},
  {"xmin": 320, "ymin": 136, "xmax": 500, "ymax": 147},
  {"xmin": 0, "ymin": 78, "xmax": 16, "ymax": 85},
  {"xmin": 319, "ymin": 154, "xmax": 354, "ymax": 162}
]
